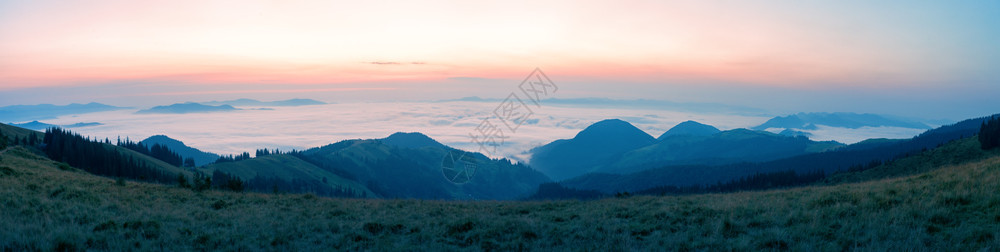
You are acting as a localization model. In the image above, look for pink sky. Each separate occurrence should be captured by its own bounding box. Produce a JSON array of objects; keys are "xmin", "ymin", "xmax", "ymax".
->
[
  {"xmin": 3, "ymin": 1, "xmax": 995, "ymax": 87},
  {"xmin": 1, "ymin": 1, "xmax": 998, "ymax": 119}
]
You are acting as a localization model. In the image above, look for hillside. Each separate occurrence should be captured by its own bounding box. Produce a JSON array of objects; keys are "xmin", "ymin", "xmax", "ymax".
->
[
  {"xmin": 0, "ymin": 123, "xmax": 43, "ymax": 143},
  {"xmin": 600, "ymin": 128, "xmax": 842, "ymax": 174},
  {"xmin": 0, "ymin": 124, "xmax": 191, "ymax": 182},
  {"xmin": 297, "ymin": 137, "xmax": 551, "ymax": 200},
  {"xmin": 201, "ymin": 154, "xmax": 376, "ymax": 198},
  {"xmin": 140, "ymin": 135, "xmax": 219, "ymax": 166},
  {"xmin": 531, "ymin": 119, "xmax": 842, "ymax": 181},
  {"xmin": 562, "ymin": 114, "xmax": 997, "ymax": 193},
  {"xmin": 528, "ymin": 119, "xmax": 658, "ymax": 180},
  {"xmin": 2, "ymin": 138, "xmax": 998, "ymax": 250}
]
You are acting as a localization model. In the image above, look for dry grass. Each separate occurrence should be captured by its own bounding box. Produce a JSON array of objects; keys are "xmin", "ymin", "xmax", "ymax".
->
[{"xmin": 2, "ymin": 145, "xmax": 999, "ymax": 251}]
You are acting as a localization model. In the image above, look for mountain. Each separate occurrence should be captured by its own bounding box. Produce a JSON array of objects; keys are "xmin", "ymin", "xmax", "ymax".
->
[
  {"xmin": 752, "ymin": 112, "xmax": 931, "ymax": 130},
  {"xmin": 0, "ymin": 123, "xmax": 43, "ymax": 144},
  {"xmin": 7, "ymin": 121, "xmax": 103, "ymax": 131},
  {"xmin": 201, "ymin": 154, "xmax": 375, "ymax": 198},
  {"xmin": 295, "ymin": 135, "xmax": 551, "ymax": 200},
  {"xmin": 0, "ymin": 124, "xmax": 193, "ymax": 184},
  {"xmin": 529, "ymin": 119, "xmax": 657, "ymax": 181},
  {"xmin": 202, "ymin": 98, "xmax": 327, "ymax": 107},
  {"xmin": 136, "ymin": 102, "xmax": 238, "ymax": 114},
  {"xmin": 598, "ymin": 129, "xmax": 843, "ymax": 174},
  {"xmin": 140, "ymin": 135, "xmax": 219, "ymax": 166},
  {"xmin": 7, "ymin": 121, "xmax": 57, "ymax": 130},
  {"xmin": 379, "ymin": 132, "xmax": 446, "ymax": 149},
  {"xmin": 560, "ymin": 113, "xmax": 1000, "ymax": 193},
  {"xmin": 657, "ymin": 120, "xmax": 720, "ymax": 139},
  {"xmin": 530, "ymin": 119, "xmax": 841, "ymax": 180},
  {"xmin": 0, "ymin": 102, "xmax": 127, "ymax": 122},
  {"xmin": 778, "ymin": 128, "xmax": 812, "ymax": 137}
]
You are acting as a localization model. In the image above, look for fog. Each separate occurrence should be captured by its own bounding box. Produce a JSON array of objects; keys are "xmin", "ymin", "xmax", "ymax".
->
[{"xmin": 43, "ymin": 101, "xmax": 925, "ymax": 162}]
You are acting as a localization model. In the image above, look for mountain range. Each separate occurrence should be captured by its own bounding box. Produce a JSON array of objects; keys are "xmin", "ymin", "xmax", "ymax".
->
[
  {"xmin": 143, "ymin": 131, "xmax": 550, "ymax": 200},
  {"xmin": 136, "ymin": 102, "xmax": 238, "ymax": 114},
  {"xmin": 201, "ymin": 98, "xmax": 327, "ymax": 107},
  {"xmin": 7, "ymin": 121, "xmax": 103, "ymax": 131},
  {"xmin": 529, "ymin": 119, "xmax": 842, "ymax": 181},
  {"xmin": 752, "ymin": 112, "xmax": 931, "ymax": 130},
  {"xmin": 559, "ymin": 113, "xmax": 998, "ymax": 193},
  {"xmin": 0, "ymin": 102, "xmax": 127, "ymax": 123},
  {"xmin": 3, "ymin": 108, "xmax": 988, "ymax": 202}
]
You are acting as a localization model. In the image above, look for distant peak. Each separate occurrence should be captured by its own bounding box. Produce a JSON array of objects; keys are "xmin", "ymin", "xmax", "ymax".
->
[
  {"xmin": 385, "ymin": 132, "xmax": 429, "ymax": 139},
  {"xmin": 658, "ymin": 120, "xmax": 721, "ymax": 139},
  {"xmin": 575, "ymin": 119, "xmax": 654, "ymax": 142},
  {"xmin": 381, "ymin": 132, "xmax": 445, "ymax": 149},
  {"xmin": 142, "ymin": 135, "xmax": 184, "ymax": 144},
  {"xmin": 581, "ymin": 119, "xmax": 635, "ymax": 132}
]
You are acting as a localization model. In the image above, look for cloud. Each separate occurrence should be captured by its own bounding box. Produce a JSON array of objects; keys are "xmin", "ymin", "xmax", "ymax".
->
[
  {"xmin": 39, "ymin": 101, "xmax": 927, "ymax": 161},
  {"xmin": 365, "ymin": 61, "xmax": 427, "ymax": 65}
]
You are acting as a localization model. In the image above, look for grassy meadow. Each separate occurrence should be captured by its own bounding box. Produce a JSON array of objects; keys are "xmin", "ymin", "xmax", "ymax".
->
[{"xmin": 2, "ymin": 139, "xmax": 999, "ymax": 251}]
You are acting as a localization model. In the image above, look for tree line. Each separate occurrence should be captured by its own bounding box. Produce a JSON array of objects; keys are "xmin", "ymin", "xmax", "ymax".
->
[
  {"xmin": 43, "ymin": 128, "xmax": 174, "ymax": 183},
  {"xmin": 214, "ymin": 152, "xmax": 252, "ymax": 163},
  {"xmin": 980, "ymin": 116, "xmax": 1000, "ymax": 150},
  {"xmin": 116, "ymin": 137, "xmax": 183, "ymax": 167}
]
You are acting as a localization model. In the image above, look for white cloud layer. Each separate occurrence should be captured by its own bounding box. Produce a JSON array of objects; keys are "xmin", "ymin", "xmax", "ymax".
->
[{"xmin": 44, "ymin": 101, "xmax": 927, "ymax": 162}]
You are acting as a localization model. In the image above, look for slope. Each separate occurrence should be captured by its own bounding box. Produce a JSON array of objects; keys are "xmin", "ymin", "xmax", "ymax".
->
[
  {"xmin": 0, "ymin": 124, "xmax": 191, "ymax": 182},
  {"xmin": 600, "ymin": 128, "xmax": 842, "ymax": 174},
  {"xmin": 561, "ymin": 113, "xmax": 997, "ymax": 193},
  {"xmin": 141, "ymin": 135, "xmax": 219, "ymax": 166},
  {"xmin": 0, "ymin": 123, "xmax": 43, "ymax": 143},
  {"xmin": 200, "ymin": 154, "xmax": 376, "ymax": 198},
  {"xmin": 529, "ymin": 119, "xmax": 657, "ymax": 180},
  {"xmin": 2, "ymin": 137, "xmax": 998, "ymax": 250},
  {"xmin": 297, "ymin": 135, "xmax": 551, "ymax": 200}
]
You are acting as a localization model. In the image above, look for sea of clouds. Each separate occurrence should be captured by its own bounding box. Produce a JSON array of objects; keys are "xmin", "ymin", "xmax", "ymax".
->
[{"xmin": 42, "ymin": 101, "xmax": 927, "ymax": 162}]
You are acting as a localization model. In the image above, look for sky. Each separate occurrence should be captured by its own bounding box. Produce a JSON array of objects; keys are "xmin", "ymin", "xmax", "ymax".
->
[{"xmin": 1, "ymin": 0, "xmax": 999, "ymax": 120}]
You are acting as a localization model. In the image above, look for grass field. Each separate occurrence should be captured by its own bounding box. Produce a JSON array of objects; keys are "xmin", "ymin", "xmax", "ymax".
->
[{"xmin": 2, "ymin": 138, "xmax": 999, "ymax": 251}]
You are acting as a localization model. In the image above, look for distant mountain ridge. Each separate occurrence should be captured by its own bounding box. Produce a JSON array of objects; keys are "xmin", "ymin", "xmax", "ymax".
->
[
  {"xmin": 529, "ymin": 119, "xmax": 657, "ymax": 180},
  {"xmin": 289, "ymin": 133, "xmax": 551, "ymax": 200},
  {"xmin": 657, "ymin": 120, "xmax": 720, "ymax": 139},
  {"xmin": 7, "ymin": 121, "xmax": 103, "ymax": 131},
  {"xmin": 753, "ymin": 112, "xmax": 931, "ymax": 130},
  {"xmin": 202, "ymin": 98, "xmax": 327, "ymax": 107},
  {"xmin": 0, "ymin": 102, "xmax": 127, "ymax": 123},
  {"xmin": 530, "ymin": 119, "xmax": 842, "ymax": 181},
  {"xmin": 137, "ymin": 102, "xmax": 237, "ymax": 114},
  {"xmin": 380, "ymin": 132, "xmax": 447, "ymax": 149},
  {"xmin": 560, "ymin": 113, "xmax": 1000, "ymax": 194}
]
